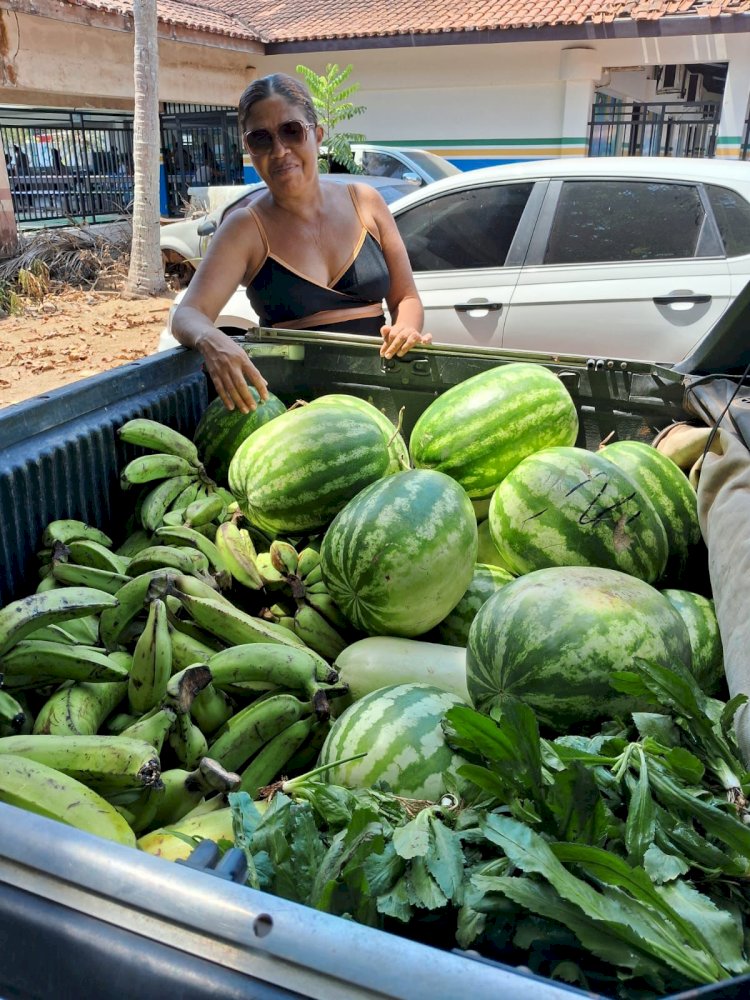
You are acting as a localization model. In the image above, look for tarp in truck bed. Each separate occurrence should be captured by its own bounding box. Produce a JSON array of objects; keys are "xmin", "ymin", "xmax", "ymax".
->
[{"xmin": 0, "ymin": 320, "xmax": 749, "ymax": 999}]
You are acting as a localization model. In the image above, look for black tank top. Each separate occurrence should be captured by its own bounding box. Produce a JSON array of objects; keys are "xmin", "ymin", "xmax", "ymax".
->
[{"xmin": 245, "ymin": 185, "xmax": 390, "ymax": 335}]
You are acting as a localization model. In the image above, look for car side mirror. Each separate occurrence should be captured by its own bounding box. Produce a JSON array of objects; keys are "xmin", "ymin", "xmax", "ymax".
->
[
  {"xmin": 402, "ymin": 171, "xmax": 422, "ymax": 185},
  {"xmin": 196, "ymin": 219, "xmax": 217, "ymax": 237}
]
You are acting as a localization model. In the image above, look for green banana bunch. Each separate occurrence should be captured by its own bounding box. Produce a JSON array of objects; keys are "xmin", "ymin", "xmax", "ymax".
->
[
  {"xmin": 66, "ymin": 539, "xmax": 130, "ymax": 575},
  {"xmin": 293, "ymin": 604, "xmax": 348, "ymax": 661},
  {"xmin": 270, "ymin": 540, "xmax": 299, "ymax": 577},
  {"xmin": 207, "ymin": 692, "xmax": 311, "ymax": 772},
  {"xmin": 127, "ymin": 545, "xmax": 210, "ymax": 577},
  {"xmin": 117, "ymin": 418, "xmax": 202, "ymax": 468},
  {"xmin": 114, "ymin": 528, "xmax": 152, "ymax": 560},
  {"xmin": 183, "ymin": 492, "xmax": 226, "ymax": 528},
  {"xmin": 169, "ymin": 625, "xmax": 219, "ymax": 672},
  {"xmin": 0, "ymin": 734, "xmax": 162, "ymax": 791},
  {"xmin": 175, "ymin": 590, "xmax": 307, "ymax": 650},
  {"xmin": 169, "ymin": 480, "xmax": 203, "ymax": 513},
  {"xmin": 191, "ymin": 683, "xmax": 234, "ymax": 736},
  {"xmin": 2, "ymin": 640, "xmax": 130, "ymax": 683},
  {"xmin": 33, "ymin": 680, "xmax": 127, "ymax": 736},
  {"xmin": 214, "ymin": 520, "xmax": 264, "ymax": 590},
  {"xmin": 168, "ymin": 711, "xmax": 208, "ymax": 769},
  {"xmin": 154, "ymin": 525, "xmax": 231, "ymax": 589},
  {"xmin": 51, "ymin": 561, "xmax": 131, "ymax": 596},
  {"xmin": 147, "ymin": 757, "xmax": 240, "ymax": 831},
  {"xmin": 120, "ymin": 453, "xmax": 201, "ymax": 490},
  {"xmin": 0, "ymin": 754, "xmax": 136, "ymax": 846},
  {"xmin": 238, "ymin": 715, "xmax": 316, "ymax": 798},
  {"xmin": 128, "ymin": 598, "xmax": 172, "ymax": 714},
  {"xmin": 137, "ymin": 805, "xmax": 238, "ymax": 861},
  {"xmin": 296, "ymin": 546, "xmax": 321, "ymax": 580},
  {"xmin": 0, "ymin": 691, "xmax": 29, "ymax": 734},
  {"xmin": 120, "ymin": 706, "xmax": 176, "ymax": 755},
  {"xmin": 254, "ymin": 552, "xmax": 286, "ymax": 589},
  {"xmin": 138, "ymin": 475, "xmax": 197, "ymax": 533},
  {"xmin": 49, "ymin": 614, "xmax": 101, "ymax": 646},
  {"xmin": 0, "ymin": 587, "xmax": 118, "ymax": 657},
  {"xmin": 205, "ymin": 643, "xmax": 337, "ymax": 697},
  {"xmin": 99, "ymin": 569, "xmax": 175, "ymax": 650},
  {"xmin": 42, "ymin": 519, "xmax": 113, "ymax": 549}
]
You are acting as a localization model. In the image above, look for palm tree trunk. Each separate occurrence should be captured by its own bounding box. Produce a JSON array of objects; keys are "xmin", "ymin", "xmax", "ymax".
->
[{"xmin": 125, "ymin": 0, "xmax": 166, "ymax": 296}]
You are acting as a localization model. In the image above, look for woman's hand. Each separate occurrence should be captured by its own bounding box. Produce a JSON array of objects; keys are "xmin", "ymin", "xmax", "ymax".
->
[
  {"xmin": 380, "ymin": 322, "xmax": 432, "ymax": 359},
  {"xmin": 197, "ymin": 328, "xmax": 269, "ymax": 413}
]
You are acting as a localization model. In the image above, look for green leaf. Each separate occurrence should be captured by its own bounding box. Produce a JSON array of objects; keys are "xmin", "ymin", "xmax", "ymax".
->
[
  {"xmin": 661, "ymin": 745, "xmax": 705, "ymax": 785},
  {"xmin": 643, "ymin": 844, "xmax": 689, "ymax": 884},
  {"xmin": 456, "ymin": 903, "xmax": 487, "ymax": 949},
  {"xmin": 406, "ymin": 856, "xmax": 448, "ymax": 910},
  {"xmin": 425, "ymin": 814, "xmax": 464, "ymax": 900},
  {"xmin": 656, "ymin": 881, "xmax": 750, "ymax": 975},
  {"xmin": 631, "ymin": 712, "xmax": 681, "ymax": 746},
  {"xmin": 361, "ymin": 840, "xmax": 405, "ymax": 896},
  {"xmin": 624, "ymin": 750, "xmax": 655, "ymax": 866},
  {"xmin": 482, "ymin": 815, "xmax": 722, "ymax": 984},
  {"xmin": 376, "ymin": 877, "xmax": 413, "ymax": 922}
]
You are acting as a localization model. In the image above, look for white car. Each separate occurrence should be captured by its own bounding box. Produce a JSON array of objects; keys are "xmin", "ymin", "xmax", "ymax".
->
[{"xmin": 160, "ymin": 156, "xmax": 750, "ymax": 364}]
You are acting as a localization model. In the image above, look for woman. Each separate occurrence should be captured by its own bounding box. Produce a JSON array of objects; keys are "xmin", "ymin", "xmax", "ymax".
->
[{"xmin": 171, "ymin": 73, "xmax": 431, "ymax": 414}]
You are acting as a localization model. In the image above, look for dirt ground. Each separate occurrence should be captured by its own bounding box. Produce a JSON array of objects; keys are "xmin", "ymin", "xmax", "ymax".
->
[{"xmin": 0, "ymin": 286, "xmax": 177, "ymax": 409}]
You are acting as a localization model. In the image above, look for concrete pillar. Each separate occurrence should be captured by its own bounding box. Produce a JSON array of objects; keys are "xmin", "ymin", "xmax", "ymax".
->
[
  {"xmin": 717, "ymin": 47, "xmax": 750, "ymax": 159},
  {"xmin": 560, "ymin": 47, "xmax": 603, "ymax": 156},
  {"xmin": 0, "ymin": 136, "xmax": 18, "ymax": 253}
]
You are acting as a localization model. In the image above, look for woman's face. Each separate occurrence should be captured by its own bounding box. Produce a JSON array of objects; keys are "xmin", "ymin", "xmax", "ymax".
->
[{"xmin": 242, "ymin": 94, "xmax": 323, "ymax": 192}]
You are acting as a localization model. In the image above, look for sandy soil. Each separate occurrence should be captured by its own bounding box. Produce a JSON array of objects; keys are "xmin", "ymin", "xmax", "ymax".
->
[{"xmin": 0, "ymin": 286, "xmax": 177, "ymax": 409}]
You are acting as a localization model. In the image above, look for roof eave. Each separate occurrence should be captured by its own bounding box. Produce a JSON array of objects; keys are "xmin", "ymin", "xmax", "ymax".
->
[{"xmin": 263, "ymin": 12, "xmax": 750, "ymax": 54}]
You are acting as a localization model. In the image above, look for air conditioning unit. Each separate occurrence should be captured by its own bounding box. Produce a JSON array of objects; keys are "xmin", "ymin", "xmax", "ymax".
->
[{"xmin": 656, "ymin": 65, "xmax": 685, "ymax": 94}]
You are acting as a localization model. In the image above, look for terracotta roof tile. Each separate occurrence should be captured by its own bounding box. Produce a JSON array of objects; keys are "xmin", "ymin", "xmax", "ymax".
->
[
  {"xmin": 64, "ymin": 0, "xmax": 750, "ymax": 41},
  {"xmin": 67, "ymin": 0, "xmax": 263, "ymax": 39},
  {"xmin": 220, "ymin": 0, "xmax": 750, "ymax": 40}
]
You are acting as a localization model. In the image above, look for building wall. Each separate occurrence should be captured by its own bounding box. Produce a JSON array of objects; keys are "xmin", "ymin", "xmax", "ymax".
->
[
  {"xmin": 257, "ymin": 30, "xmax": 750, "ymax": 166},
  {"xmin": 0, "ymin": 11, "xmax": 258, "ymax": 109}
]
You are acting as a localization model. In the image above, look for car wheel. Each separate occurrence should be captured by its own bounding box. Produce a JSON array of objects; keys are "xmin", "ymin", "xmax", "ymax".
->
[{"xmin": 161, "ymin": 251, "xmax": 194, "ymax": 289}]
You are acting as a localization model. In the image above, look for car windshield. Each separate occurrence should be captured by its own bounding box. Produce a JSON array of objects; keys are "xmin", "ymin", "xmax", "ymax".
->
[
  {"xmin": 373, "ymin": 180, "xmax": 421, "ymax": 204},
  {"xmin": 402, "ymin": 150, "xmax": 460, "ymax": 180}
]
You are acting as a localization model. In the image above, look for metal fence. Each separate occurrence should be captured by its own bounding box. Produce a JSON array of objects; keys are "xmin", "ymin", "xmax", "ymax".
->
[
  {"xmin": 0, "ymin": 108, "xmax": 134, "ymax": 225},
  {"xmin": 588, "ymin": 100, "xmax": 720, "ymax": 158},
  {"xmin": 160, "ymin": 105, "xmax": 243, "ymax": 217}
]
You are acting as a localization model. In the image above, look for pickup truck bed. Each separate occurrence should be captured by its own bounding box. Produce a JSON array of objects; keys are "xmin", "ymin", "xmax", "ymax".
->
[{"xmin": 0, "ymin": 325, "xmax": 747, "ymax": 999}]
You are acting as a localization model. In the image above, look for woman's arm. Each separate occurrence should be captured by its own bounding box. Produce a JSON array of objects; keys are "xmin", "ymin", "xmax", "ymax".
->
[
  {"xmin": 172, "ymin": 209, "xmax": 269, "ymax": 413},
  {"xmin": 355, "ymin": 184, "xmax": 432, "ymax": 359}
]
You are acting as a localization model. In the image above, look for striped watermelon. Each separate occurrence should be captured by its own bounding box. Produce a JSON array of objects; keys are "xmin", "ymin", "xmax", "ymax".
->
[
  {"xmin": 308, "ymin": 394, "xmax": 410, "ymax": 475},
  {"xmin": 600, "ymin": 440, "xmax": 701, "ymax": 572},
  {"xmin": 193, "ymin": 390, "xmax": 286, "ymax": 484},
  {"xmin": 228, "ymin": 404, "xmax": 393, "ymax": 536},
  {"xmin": 318, "ymin": 682, "xmax": 468, "ymax": 799},
  {"xmin": 489, "ymin": 446, "xmax": 669, "ymax": 584},
  {"xmin": 662, "ymin": 589, "xmax": 724, "ymax": 695},
  {"xmin": 476, "ymin": 519, "xmax": 516, "ymax": 572},
  {"xmin": 409, "ymin": 362, "xmax": 579, "ymax": 499},
  {"xmin": 466, "ymin": 566, "xmax": 693, "ymax": 729},
  {"xmin": 320, "ymin": 469, "xmax": 477, "ymax": 637},
  {"xmin": 434, "ymin": 564, "xmax": 514, "ymax": 647}
]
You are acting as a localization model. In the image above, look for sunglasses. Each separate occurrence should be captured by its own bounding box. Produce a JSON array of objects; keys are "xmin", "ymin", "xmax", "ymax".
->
[{"xmin": 243, "ymin": 119, "xmax": 316, "ymax": 155}]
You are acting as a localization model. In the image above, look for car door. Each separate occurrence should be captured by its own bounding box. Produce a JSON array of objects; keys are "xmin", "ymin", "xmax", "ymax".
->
[
  {"xmin": 503, "ymin": 177, "xmax": 732, "ymax": 364},
  {"xmin": 394, "ymin": 180, "xmax": 544, "ymax": 347}
]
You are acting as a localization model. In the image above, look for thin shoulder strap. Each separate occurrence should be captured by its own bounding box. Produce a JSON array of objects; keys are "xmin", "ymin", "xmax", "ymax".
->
[
  {"xmin": 245, "ymin": 207, "xmax": 270, "ymax": 285},
  {"xmin": 347, "ymin": 184, "xmax": 378, "ymax": 240}
]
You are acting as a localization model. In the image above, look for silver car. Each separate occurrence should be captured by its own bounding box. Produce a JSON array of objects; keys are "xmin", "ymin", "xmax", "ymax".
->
[{"xmin": 162, "ymin": 156, "xmax": 750, "ymax": 365}]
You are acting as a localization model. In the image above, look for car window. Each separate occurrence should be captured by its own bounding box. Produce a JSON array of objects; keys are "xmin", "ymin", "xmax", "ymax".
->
[
  {"xmin": 360, "ymin": 150, "xmax": 414, "ymax": 181},
  {"xmin": 401, "ymin": 150, "xmax": 460, "ymax": 180},
  {"xmin": 396, "ymin": 182, "xmax": 534, "ymax": 271},
  {"xmin": 544, "ymin": 180, "xmax": 712, "ymax": 264},
  {"xmin": 705, "ymin": 183, "xmax": 750, "ymax": 257}
]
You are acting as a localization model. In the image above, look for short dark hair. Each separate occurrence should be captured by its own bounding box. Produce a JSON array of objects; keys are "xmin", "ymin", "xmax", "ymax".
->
[{"xmin": 238, "ymin": 74, "xmax": 317, "ymax": 133}]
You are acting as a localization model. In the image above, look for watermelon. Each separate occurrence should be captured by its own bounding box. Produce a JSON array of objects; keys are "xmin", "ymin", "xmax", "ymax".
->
[
  {"xmin": 466, "ymin": 565, "xmax": 693, "ymax": 730},
  {"xmin": 228, "ymin": 404, "xmax": 393, "ymax": 536},
  {"xmin": 489, "ymin": 446, "xmax": 669, "ymax": 584},
  {"xmin": 318, "ymin": 682, "xmax": 468, "ymax": 799},
  {"xmin": 193, "ymin": 389, "xmax": 286, "ymax": 484},
  {"xmin": 662, "ymin": 589, "xmax": 724, "ymax": 695},
  {"xmin": 476, "ymin": 519, "xmax": 515, "ymax": 572},
  {"xmin": 320, "ymin": 469, "xmax": 478, "ymax": 638},
  {"xmin": 409, "ymin": 362, "xmax": 579, "ymax": 499},
  {"xmin": 600, "ymin": 440, "xmax": 701, "ymax": 571},
  {"xmin": 434, "ymin": 564, "xmax": 514, "ymax": 647},
  {"xmin": 308, "ymin": 394, "xmax": 410, "ymax": 474}
]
